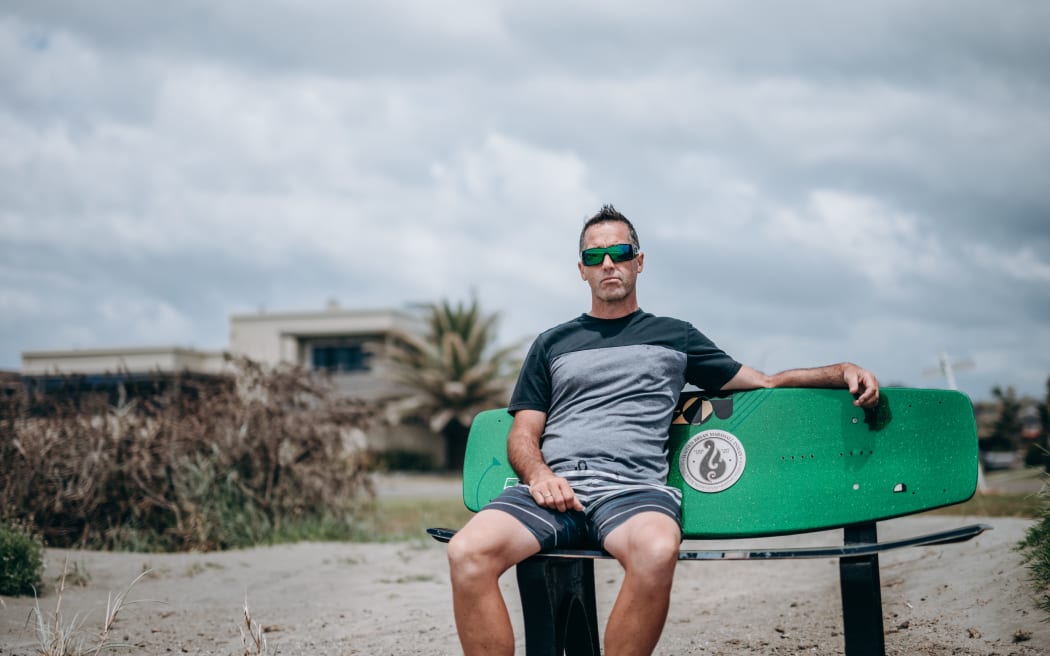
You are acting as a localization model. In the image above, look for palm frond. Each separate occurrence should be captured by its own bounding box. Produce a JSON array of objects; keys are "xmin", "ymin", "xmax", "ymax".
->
[{"xmin": 378, "ymin": 298, "xmax": 523, "ymax": 446}]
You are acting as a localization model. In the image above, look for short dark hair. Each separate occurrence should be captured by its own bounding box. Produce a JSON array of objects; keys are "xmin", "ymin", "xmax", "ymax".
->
[{"xmin": 578, "ymin": 204, "xmax": 640, "ymax": 252}]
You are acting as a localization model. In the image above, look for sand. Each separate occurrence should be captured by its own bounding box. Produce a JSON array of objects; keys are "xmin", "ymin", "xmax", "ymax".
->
[{"xmin": 1, "ymin": 476, "xmax": 1048, "ymax": 655}]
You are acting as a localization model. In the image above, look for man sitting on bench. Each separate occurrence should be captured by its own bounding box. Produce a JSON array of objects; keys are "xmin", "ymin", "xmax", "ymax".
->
[{"xmin": 446, "ymin": 205, "xmax": 881, "ymax": 656}]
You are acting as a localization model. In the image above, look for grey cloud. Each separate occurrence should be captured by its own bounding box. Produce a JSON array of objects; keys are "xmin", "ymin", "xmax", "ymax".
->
[{"xmin": 1, "ymin": 2, "xmax": 1047, "ymax": 401}]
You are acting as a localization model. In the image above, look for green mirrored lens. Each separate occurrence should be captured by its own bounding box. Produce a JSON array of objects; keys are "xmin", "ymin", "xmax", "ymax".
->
[
  {"xmin": 581, "ymin": 249, "xmax": 605, "ymax": 265},
  {"xmin": 581, "ymin": 244, "xmax": 635, "ymax": 266},
  {"xmin": 608, "ymin": 244, "xmax": 634, "ymax": 261}
]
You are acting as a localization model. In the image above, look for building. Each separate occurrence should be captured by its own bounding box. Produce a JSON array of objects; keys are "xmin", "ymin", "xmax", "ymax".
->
[
  {"xmin": 19, "ymin": 303, "xmax": 442, "ymax": 467},
  {"xmin": 21, "ymin": 345, "xmax": 230, "ymax": 378},
  {"xmin": 228, "ymin": 302, "xmax": 423, "ymax": 400}
]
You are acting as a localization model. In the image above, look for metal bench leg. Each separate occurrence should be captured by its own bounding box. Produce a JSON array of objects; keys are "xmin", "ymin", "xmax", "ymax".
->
[
  {"xmin": 516, "ymin": 557, "xmax": 601, "ymax": 656},
  {"xmin": 839, "ymin": 522, "xmax": 885, "ymax": 656}
]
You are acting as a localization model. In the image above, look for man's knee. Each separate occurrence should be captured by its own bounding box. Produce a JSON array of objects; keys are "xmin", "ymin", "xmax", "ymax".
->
[
  {"xmin": 447, "ymin": 512, "xmax": 539, "ymax": 584},
  {"xmin": 637, "ymin": 528, "xmax": 680, "ymax": 560},
  {"xmin": 606, "ymin": 513, "xmax": 681, "ymax": 576},
  {"xmin": 627, "ymin": 531, "xmax": 678, "ymax": 576},
  {"xmin": 447, "ymin": 529, "xmax": 496, "ymax": 581}
]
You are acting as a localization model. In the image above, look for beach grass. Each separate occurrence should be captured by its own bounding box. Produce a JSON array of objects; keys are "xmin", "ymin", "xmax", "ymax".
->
[
  {"xmin": 927, "ymin": 491, "xmax": 1045, "ymax": 519},
  {"xmin": 356, "ymin": 488, "xmax": 1043, "ymax": 544},
  {"xmin": 350, "ymin": 497, "xmax": 474, "ymax": 542}
]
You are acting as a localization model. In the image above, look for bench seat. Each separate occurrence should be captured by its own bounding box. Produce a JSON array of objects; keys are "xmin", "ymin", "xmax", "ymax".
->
[{"xmin": 429, "ymin": 388, "xmax": 984, "ymax": 656}]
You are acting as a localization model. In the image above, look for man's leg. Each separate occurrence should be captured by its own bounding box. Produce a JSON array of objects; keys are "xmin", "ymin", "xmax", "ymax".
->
[
  {"xmin": 601, "ymin": 511, "xmax": 681, "ymax": 656},
  {"xmin": 447, "ymin": 508, "xmax": 541, "ymax": 656}
]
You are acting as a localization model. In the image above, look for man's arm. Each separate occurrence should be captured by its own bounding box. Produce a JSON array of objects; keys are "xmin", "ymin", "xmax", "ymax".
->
[
  {"xmin": 721, "ymin": 362, "xmax": 880, "ymax": 407},
  {"xmin": 506, "ymin": 409, "xmax": 584, "ymax": 512}
]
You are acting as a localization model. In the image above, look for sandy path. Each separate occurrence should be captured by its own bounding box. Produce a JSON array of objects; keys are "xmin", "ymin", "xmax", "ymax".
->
[{"xmin": 2, "ymin": 513, "xmax": 1047, "ymax": 655}]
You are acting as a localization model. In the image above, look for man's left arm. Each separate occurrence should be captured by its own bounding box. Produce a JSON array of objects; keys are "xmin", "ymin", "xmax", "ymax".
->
[{"xmin": 721, "ymin": 362, "xmax": 880, "ymax": 408}]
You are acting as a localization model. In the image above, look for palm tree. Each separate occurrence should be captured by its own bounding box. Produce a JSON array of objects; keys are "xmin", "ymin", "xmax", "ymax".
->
[{"xmin": 382, "ymin": 298, "xmax": 522, "ymax": 470}]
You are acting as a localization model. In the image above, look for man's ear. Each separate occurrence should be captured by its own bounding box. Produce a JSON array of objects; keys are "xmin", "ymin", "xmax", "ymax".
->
[
  {"xmin": 636, "ymin": 252, "xmax": 644, "ymax": 273},
  {"xmin": 578, "ymin": 260, "xmax": 586, "ymax": 280}
]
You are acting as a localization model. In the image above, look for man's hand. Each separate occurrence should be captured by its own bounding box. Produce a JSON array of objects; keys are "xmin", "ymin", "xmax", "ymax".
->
[
  {"xmin": 507, "ymin": 408, "xmax": 583, "ymax": 512},
  {"xmin": 528, "ymin": 473, "xmax": 584, "ymax": 513},
  {"xmin": 844, "ymin": 363, "xmax": 880, "ymax": 408}
]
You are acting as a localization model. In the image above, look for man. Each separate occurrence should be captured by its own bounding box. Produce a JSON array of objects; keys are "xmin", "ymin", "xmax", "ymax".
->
[{"xmin": 447, "ymin": 205, "xmax": 880, "ymax": 656}]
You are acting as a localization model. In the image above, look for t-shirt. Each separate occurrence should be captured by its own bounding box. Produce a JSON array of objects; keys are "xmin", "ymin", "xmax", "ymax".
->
[{"xmin": 508, "ymin": 309, "xmax": 741, "ymax": 487}]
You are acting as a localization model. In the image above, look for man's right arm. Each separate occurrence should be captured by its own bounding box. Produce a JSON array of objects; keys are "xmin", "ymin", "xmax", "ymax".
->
[
  {"xmin": 721, "ymin": 362, "xmax": 880, "ymax": 407},
  {"xmin": 507, "ymin": 409, "xmax": 583, "ymax": 512}
]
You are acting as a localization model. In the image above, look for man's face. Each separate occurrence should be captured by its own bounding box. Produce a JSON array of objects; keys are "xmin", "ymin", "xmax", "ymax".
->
[{"xmin": 578, "ymin": 221, "xmax": 644, "ymax": 305}]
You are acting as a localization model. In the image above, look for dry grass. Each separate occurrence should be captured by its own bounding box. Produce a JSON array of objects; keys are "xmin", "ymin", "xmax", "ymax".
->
[
  {"xmin": 927, "ymin": 491, "xmax": 1045, "ymax": 519},
  {"xmin": 31, "ymin": 560, "xmax": 150, "ymax": 656},
  {"xmin": 240, "ymin": 596, "xmax": 271, "ymax": 656},
  {"xmin": 351, "ymin": 496, "xmax": 474, "ymax": 542},
  {"xmin": 1, "ymin": 357, "xmax": 376, "ymax": 552}
]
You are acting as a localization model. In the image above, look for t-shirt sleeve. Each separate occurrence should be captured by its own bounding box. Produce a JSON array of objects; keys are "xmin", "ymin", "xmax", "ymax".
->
[
  {"xmin": 683, "ymin": 324, "xmax": 742, "ymax": 392},
  {"xmin": 507, "ymin": 337, "xmax": 552, "ymax": 414}
]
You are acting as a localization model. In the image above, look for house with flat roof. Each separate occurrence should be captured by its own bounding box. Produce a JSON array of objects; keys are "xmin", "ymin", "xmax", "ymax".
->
[
  {"xmin": 21, "ymin": 345, "xmax": 230, "ymax": 378},
  {"xmin": 228, "ymin": 302, "xmax": 424, "ymax": 400}
]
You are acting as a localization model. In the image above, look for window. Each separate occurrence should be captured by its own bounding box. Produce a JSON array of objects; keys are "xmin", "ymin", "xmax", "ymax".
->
[{"xmin": 311, "ymin": 343, "xmax": 372, "ymax": 373}]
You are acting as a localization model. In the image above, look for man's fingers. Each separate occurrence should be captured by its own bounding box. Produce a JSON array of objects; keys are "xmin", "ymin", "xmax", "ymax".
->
[
  {"xmin": 534, "ymin": 488, "xmax": 558, "ymax": 507},
  {"xmin": 846, "ymin": 368, "xmax": 863, "ymax": 396},
  {"xmin": 551, "ymin": 485, "xmax": 579, "ymax": 512},
  {"xmin": 550, "ymin": 485, "xmax": 578, "ymax": 512},
  {"xmin": 854, "ymin": 388, "xmax": 878, "ymax": 407},
  {"xmin": 850, "ymin": 368, "xmax": 880, "ymax": 408},
  {"xmin": 531, "ymin": 479, "xmax": 581, "ymax": 512}
]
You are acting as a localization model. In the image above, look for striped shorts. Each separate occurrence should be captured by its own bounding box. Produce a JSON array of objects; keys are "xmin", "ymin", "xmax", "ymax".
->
[{"xmin": 483, "ymin": 479, "xmax": 682, "ymax": 551}]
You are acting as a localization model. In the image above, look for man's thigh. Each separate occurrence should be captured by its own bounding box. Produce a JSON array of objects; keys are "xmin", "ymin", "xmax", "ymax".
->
[
  {"xmin": 451, "ymin": 507, "xmax": 543, "ymax": 570},
  {"xmin": 588, "ymin": 488, "xmax": 682, "ymax": 549},
  {"xmin": 592, "ymin": 488, "xmax": 682, "ymax": 565},
  {"xmin": 483, "ymin": 485, "xmax": 591, "ymax": 551},
  {"xmin": 601, "ymin": 510, "xmax": 682, "ymax": 568}
]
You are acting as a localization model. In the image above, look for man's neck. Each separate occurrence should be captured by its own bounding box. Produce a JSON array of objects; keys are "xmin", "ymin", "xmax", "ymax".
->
[{"xmin": 587, "ymin": 299, "xmax": 640, "ymax": 320}]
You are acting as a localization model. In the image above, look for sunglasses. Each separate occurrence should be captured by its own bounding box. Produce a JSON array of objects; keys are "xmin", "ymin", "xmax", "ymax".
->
[{"xmin": 580, "ymin": 243, "xmax": 638, "ymax": 266}]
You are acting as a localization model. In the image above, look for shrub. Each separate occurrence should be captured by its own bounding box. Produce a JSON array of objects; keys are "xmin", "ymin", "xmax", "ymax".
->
[
  {"xmin": 371, "ymin": 449, "xmax": 437, "ymax": 472},
  {"xmin": 0, "ymin": 519, "xmax": 44, "ymax": 595},
  {"xmin": 0, "ymin": 357, "xmax": 376, "ymax": 551},
  {"xmin": 1018, "ymin": 477, "xmax": 1050, "ymax": 616}
]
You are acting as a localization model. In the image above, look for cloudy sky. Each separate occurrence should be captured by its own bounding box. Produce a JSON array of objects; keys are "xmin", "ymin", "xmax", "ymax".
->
[{"xmin": 2, "ymin": 1, "xmax": 1048, "ymax": 402}]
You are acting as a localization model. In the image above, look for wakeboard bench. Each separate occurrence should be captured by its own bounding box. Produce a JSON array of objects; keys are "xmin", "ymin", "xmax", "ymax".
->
[{"xmin": 428, "ymin": 387, "xmax": 988, "ymax": 656}]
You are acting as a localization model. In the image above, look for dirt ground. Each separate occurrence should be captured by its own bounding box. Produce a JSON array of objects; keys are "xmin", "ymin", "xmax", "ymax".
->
[{"xmin": 1, "ymin": 472, "xmax": 1048, "ymax": 655}]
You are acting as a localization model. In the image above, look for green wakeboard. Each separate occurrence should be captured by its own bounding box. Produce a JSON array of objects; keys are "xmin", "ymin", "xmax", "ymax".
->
[{"xmin": 461, "ymin": 388, "xmax": 978, "ymax": 539}]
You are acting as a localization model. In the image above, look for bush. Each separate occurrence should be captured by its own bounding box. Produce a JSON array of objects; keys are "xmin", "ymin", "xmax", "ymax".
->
[
  {"xmin": 0, "ymin": 357, "xmax": 377, "ymax": 551},
  {"xmin": 370, "ymin": 449, "xmax": 437, "ymax": 472},
  {"xmin": 0, "ymin": 519, "xmax": 44, "ymax": 595},
  {"xmin": 1018, "ymin": 478, "xmax": 1050, "ymax": 616}
]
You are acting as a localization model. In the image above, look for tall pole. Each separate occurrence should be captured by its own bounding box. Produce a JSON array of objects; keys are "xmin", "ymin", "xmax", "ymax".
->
[{"xmin": 939, "ymin": 352, "xmax": 958, "ymax": 393}]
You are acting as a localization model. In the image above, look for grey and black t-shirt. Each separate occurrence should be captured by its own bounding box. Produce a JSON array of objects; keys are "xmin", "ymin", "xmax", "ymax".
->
[{"xmin": 508, "ymin": 309, "xmax": 741, "ymax": 498}]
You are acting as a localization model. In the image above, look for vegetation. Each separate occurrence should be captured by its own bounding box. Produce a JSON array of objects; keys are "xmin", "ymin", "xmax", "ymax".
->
[
  {"xmin": 1015, "ymin": 376, "xmax": 1050, "ymax": 618},
  {"xmin": 351, "ymin": 494, "xmax": 475, "ymax": 542},
  {"xmin": 1041, "ymin": 377, "xmax": 1050, "ymax": 455},
  {"xmin": 30, "ymin": 562, "xmax": 149, "ymax": 656},
  {"xmin": 1018, "ymin": 479, "xmax": 1050, "ymax": 616},
  {"xmin": 381, "ymin": 298, "xmax": 521, "ymax": 469},
  {"xmin": 0, "ymin": 518, "xmax": 44, "ymax": 595},
  {"xmin": 241, "ymin": 597, "xmax": 272, "ymax": 656},
  {"xmin": 1029, "ymin": 377, "xmax": 1050, "ymax": 469},
  {"xmin": 930, "ymin": 491, "xmax": 1044, "ymax": 519},
  {"xmin": 986, "ymin": 385, "xmax": 1023, "ymax": 452},
  {"xmin": 370, "ymin": 448, "xmax": 436, "ymax": 472},
  {"xmin": 0, "ymin": 357, "xmax": 375, "ymax": 552},
  {"xmin": 973, "ymin": 376, "xmax": 1049, "ymax": 471}
]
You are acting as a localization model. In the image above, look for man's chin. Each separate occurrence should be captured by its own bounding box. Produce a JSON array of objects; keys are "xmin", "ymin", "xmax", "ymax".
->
[{"xmin": 596, "ymin": 289, "xmax": 630, "ymax": 303}]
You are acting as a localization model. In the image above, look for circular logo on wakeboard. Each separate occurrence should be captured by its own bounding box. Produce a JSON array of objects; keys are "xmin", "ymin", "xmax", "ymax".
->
[{"xmin": 679, "ymin": 430, "xmax": 746, "ymax": 493}]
